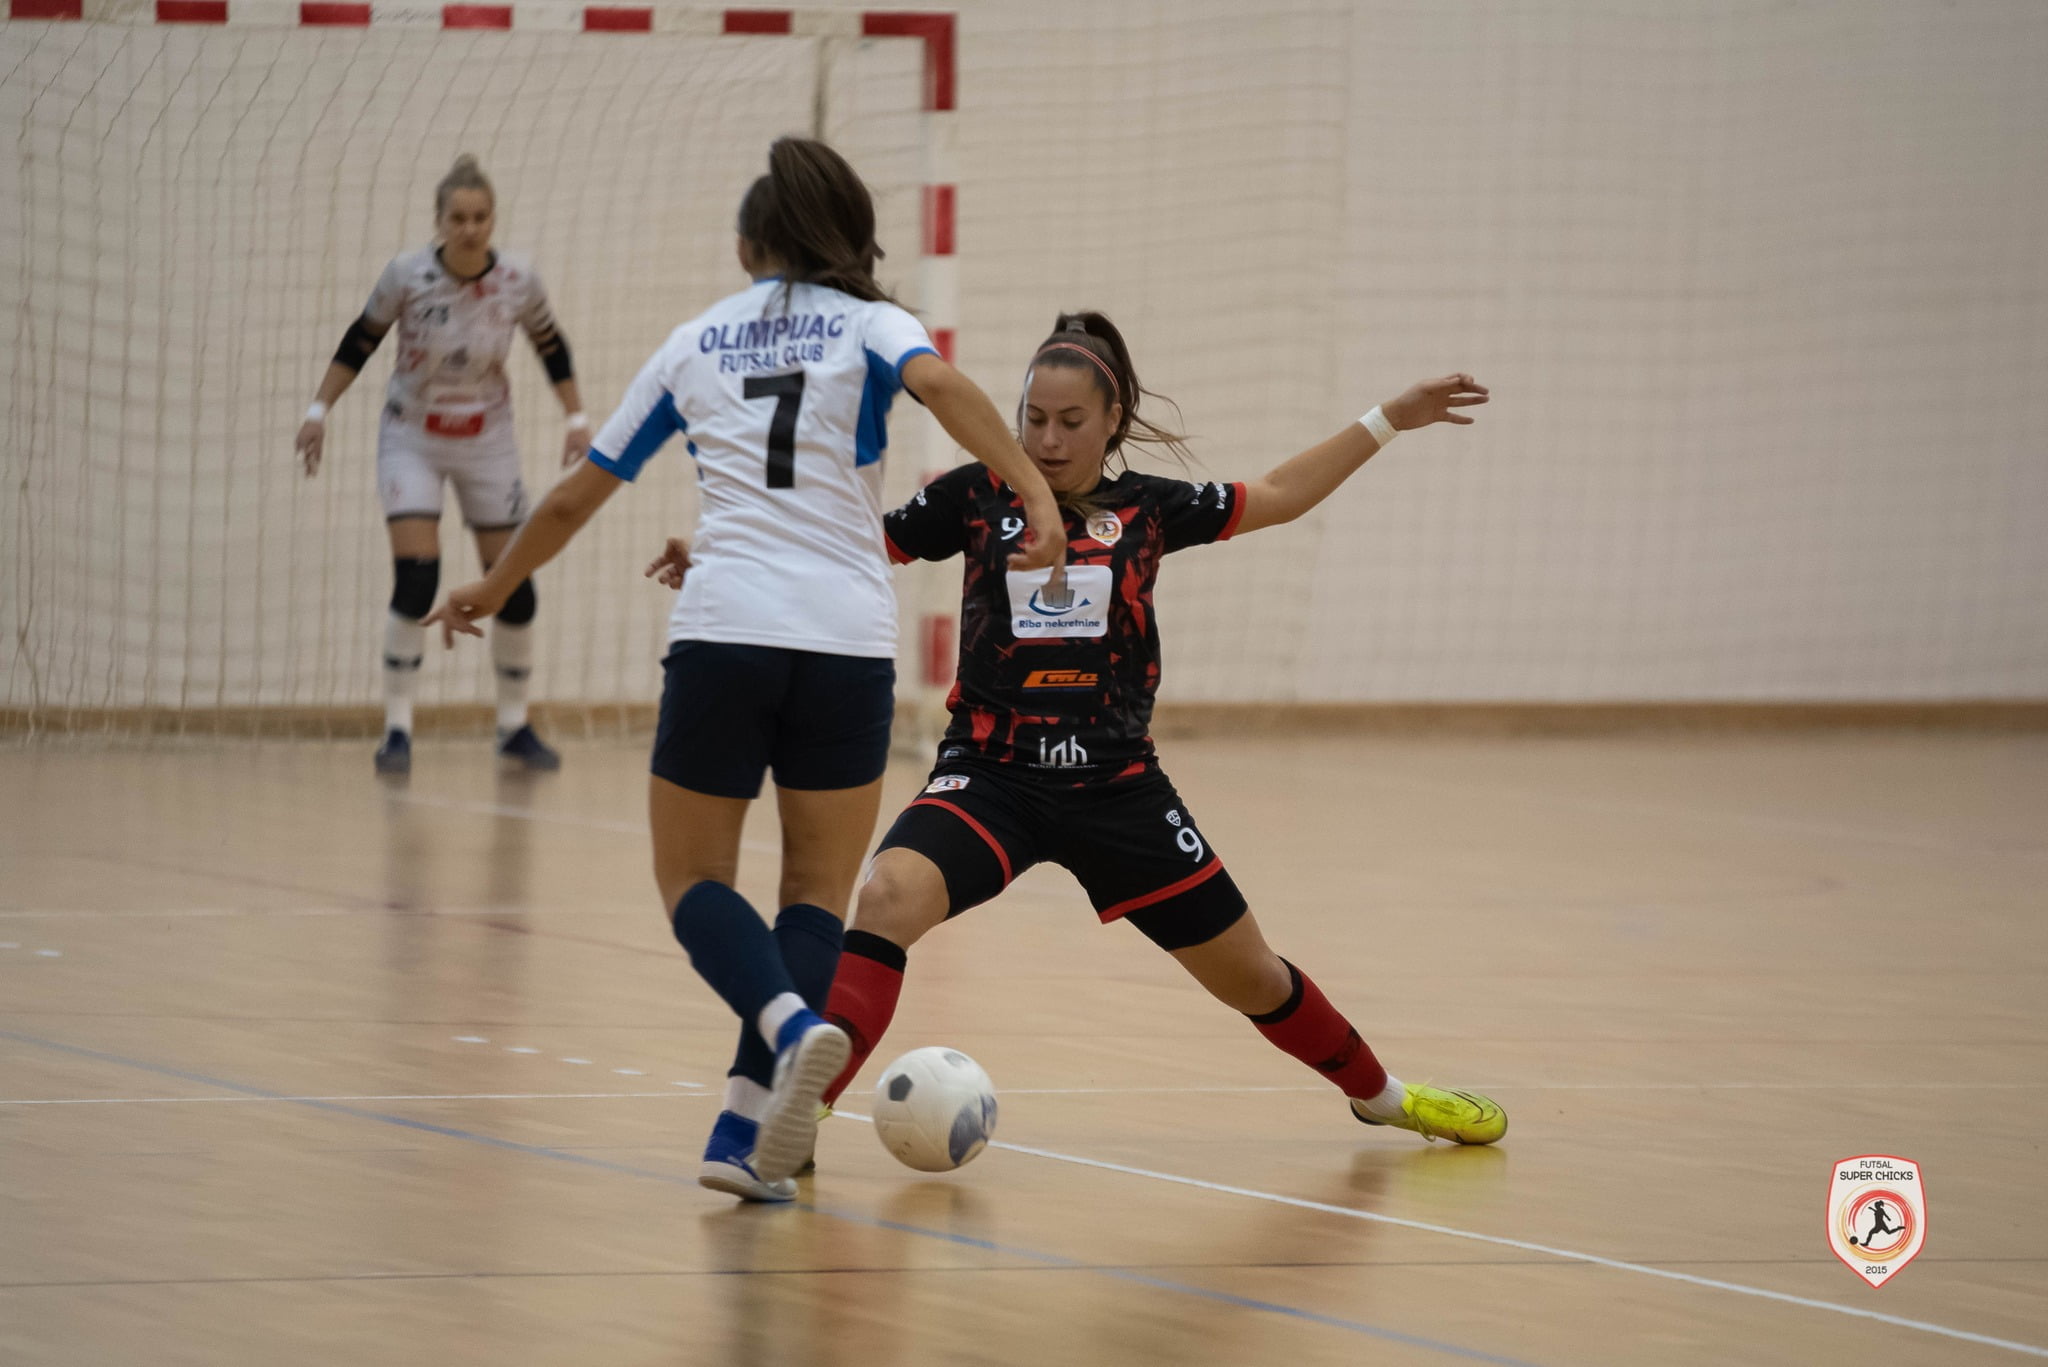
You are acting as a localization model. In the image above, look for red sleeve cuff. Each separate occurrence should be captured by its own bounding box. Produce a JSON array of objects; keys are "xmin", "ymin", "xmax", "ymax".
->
[
  {"xmin": 1217, "ymin": 482, "xmax": 1249, "ymax": 541},
  {"xmin": 884, "ymin": 530, "xmax": 914, "ymax": 565}
]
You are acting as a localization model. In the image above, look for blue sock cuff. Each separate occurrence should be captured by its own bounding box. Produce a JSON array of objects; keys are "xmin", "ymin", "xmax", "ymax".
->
[{"xmin": 774, "ymin": 902, "xmax": 844, "ymax": 947}]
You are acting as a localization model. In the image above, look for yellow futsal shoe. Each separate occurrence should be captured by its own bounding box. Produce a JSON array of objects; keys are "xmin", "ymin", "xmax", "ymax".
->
[{"xmin": 1351, "ymin": 1084, "xmax": 1507, "ymax": 1145}]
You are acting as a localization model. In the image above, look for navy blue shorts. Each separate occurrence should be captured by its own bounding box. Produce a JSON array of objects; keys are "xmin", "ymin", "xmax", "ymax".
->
[
  {"xmin": 651, "ymin": 642, "xmax": 895, "ymax": 799},
  {"xmin": 876, "ymin": 759, "xmax": 1247, "ymax": 951}
]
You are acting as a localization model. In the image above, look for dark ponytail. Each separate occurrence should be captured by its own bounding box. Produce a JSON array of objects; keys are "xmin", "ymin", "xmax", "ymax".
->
[
  {"xmin": 1026, "ymin": 312, "xmax": 1191, "ymax": 469},
  {"xmin": 736, "ymin": 137, "xmax": 893, "ymax": 303}
]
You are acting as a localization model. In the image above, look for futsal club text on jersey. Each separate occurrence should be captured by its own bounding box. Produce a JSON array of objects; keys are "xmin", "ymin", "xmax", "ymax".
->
[
  {"xmin": 701, "ymin": 312, "xmax": 849, "ymax": 374},
  {"xmin": 585, "ymin": 277, "xmax": 937, "ymax": 661}
]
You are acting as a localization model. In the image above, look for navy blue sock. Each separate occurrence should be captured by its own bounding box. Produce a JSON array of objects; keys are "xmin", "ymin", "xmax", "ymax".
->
[
  {"xmin": 728, "ymin": 903, "xmax": 845, "ymax": 1085},
  {"xmin": 670, "ymin": 882, "xmax": 795, "ymax": 1028}
]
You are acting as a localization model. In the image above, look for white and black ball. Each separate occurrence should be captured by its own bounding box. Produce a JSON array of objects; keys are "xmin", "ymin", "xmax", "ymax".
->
[{"xmin": 871, "ymin": 1046, "xmax": 998, "ymax": 1172}]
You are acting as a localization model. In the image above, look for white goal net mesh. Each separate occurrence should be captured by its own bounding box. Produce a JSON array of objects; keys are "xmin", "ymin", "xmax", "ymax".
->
[
  {"xmin": 7, "ymin": 2, "xmax": 2047, "ymax": 736},
  {"xmin": 2, "ymin": 20, "xmax": 933, "ymax": 731}
]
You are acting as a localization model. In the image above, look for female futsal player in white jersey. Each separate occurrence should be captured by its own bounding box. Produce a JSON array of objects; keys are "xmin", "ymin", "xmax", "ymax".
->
[
  {"xmin": 425, "ymin": 138, "xmax": 1064, "ymax": 1199},
  {"xmin": 296, "ymin": 154, "xmax": 585, "ymax": 776}
]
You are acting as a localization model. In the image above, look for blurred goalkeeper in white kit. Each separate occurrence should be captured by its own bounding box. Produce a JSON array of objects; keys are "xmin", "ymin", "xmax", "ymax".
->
[{"xmin": 296, "ymin": 154, "xmax": 585, "ymax": 775}]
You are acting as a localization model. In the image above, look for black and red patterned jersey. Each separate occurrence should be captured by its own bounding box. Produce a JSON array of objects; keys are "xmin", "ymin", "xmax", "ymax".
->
[{"xmin": 885, "ymin": 464, "xmax": 1246, "ymax": 779}]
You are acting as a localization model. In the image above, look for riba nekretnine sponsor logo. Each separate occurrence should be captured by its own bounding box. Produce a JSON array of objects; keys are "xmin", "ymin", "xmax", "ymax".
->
[{"xmin": 1827, "ymin": 1154, "xmax": 1925, "ymax": 1287}]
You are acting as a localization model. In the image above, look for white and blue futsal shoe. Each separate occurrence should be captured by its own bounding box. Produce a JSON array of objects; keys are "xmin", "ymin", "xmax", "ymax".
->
[
  {"xmin": 751, "ymin": 1011, "xmax": 849, "ymax": 1184},
  {"xmin": 698, "ymin": 1110, "xmax": 797, "ymax": 1203}
]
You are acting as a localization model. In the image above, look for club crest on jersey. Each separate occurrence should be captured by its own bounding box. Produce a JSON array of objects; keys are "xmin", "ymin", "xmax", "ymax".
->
[
  {"xmin": 1086, "ymin": 511, "xmax": 1123, "ymax": 546},
  {"xmin": 923, "ymin": 775, "xmax": 971, "ymax": 794}
]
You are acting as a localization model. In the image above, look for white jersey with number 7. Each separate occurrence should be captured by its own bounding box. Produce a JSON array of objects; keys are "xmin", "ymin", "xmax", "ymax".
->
[{"xmin": 588, "ymin": 277, "xmax": 936, "ymax": 658}]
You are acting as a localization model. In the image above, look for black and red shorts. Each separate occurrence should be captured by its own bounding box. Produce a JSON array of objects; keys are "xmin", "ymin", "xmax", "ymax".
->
[{"xmin": 877, "ymin": 759, "xmax": 1247, "ymax": 951}]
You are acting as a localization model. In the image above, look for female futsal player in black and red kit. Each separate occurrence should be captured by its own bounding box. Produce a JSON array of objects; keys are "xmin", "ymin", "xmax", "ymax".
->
[{"xmin": 817, "ymin": 313, "xmax": 1505, "ymax": 1145}]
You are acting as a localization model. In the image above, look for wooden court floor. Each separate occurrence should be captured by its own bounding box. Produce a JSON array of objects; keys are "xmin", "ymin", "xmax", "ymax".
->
[{"xmin": 1, "ymin": 730, "xmax": 2043, "ymax": 1365}]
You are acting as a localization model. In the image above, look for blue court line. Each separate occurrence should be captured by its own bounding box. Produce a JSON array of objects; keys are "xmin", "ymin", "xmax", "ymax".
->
[{"xmin": 0, "ymin": 1027, "xmax": 1545, "ymax": 1367}]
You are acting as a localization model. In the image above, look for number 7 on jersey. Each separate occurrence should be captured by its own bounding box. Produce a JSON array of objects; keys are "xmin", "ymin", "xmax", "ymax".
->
[{"xmin": 743, "ymin": 371, "xmax": 807, "ymax": 488}]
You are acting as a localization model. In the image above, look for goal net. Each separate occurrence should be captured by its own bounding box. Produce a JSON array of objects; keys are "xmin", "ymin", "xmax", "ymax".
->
[
  {"xmin": 2, "ymin": 14, "xmax": 941, "ymax": 735},
  {"xmin": 8, "ymin": 3, "xmax": 2047, "ymax": 737}
]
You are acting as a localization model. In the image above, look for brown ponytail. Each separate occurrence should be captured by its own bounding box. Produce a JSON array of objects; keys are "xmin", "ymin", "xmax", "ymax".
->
[
  {"xmin": 736, "ymin": 137, "xmax": 893, "ymax": 303},
  {"xmin": 1026, "ymin": 312, "xmax": 1191, "ymax": 469}
]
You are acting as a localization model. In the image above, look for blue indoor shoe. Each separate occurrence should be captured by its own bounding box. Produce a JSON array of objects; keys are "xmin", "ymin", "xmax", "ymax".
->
[
  {"xmin": 698, "ymin": 1109, "xmax": 796, "ymax": 1203},
  {"xmin": 496, "ymin": 723, "xmax": 560, "ymax": 772},
  {"xmin": 374, "ymin": 729, "xmax": 411, "ymax": 775}
]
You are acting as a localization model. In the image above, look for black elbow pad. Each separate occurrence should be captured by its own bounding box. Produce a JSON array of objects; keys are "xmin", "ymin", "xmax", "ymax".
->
[
  {"xmin": 333, "ymin": 315, "xmax": 387, "ymax": 372},
  {"xmin": 537, "ymin": 333, "xmax": 575, "ymax": 384}
]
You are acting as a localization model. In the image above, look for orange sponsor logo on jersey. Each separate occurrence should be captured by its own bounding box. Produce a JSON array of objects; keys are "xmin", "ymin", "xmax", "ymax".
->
[{"xmin": 1022, "ymin": 669, "xmax": 1099, "ymax": 690}]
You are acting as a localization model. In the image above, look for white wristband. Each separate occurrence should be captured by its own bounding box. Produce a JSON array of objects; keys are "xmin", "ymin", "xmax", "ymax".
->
[
  {"xmin": 305, "ymin": 400, "xmax": 328, "ymax": 424},
  {"xmin": 1360, "ymin": 405, "xmax": 1397, "ymax": 448},
  {"xmin": 565, "ymin": 412, "xmax": 590, "ymax": 431}
]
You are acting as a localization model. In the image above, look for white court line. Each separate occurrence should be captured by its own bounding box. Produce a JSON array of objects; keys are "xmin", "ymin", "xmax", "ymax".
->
[
  {"xmin": 830, "ymin": 1108, "xmax": 2048, "ymax": 1360},
  {"xmin": 0, "ymin": 906, "xmax": 527, "ymax": 920},
  {"xmin": 391, "ymin": 792, "xmax": 784, "ymax": 857},
  {"xmin": 0, "ymin": 1091, "xmax": 715, "ymax": 1105},
  {"xmin": 12, "ymin": 1082, "xmax": 2031, "ymax": 1106},
  {"xmin": 1375, "ymin": 765, "xmax": 2048, "ymax": 866},
  {"xmin": 385, "ymin": 793, "xmax": 1079, "ymax": 905},
  {"xmin": 4, "ymin": 1083, "xmax": 2039, "ymax": 1106},
  {"xmin": 999, "ymin": 1081, "xmax": 2048, "ymax": 1093}
]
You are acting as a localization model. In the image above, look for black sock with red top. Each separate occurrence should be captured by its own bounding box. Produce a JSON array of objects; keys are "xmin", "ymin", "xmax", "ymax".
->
[
  {"xmin": 1247, "ymin": 960, "xmax": 1390, "ymax": 1100},
  {"xmin": 821, "ymin": 929, "xmax": 908, "ymax": 1106}
]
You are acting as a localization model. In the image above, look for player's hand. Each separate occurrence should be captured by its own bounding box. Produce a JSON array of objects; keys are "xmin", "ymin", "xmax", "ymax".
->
[
  {"xmin": 1008, "ymin": 499, "xmax": 1068, "ymax": 572},
  {"xmin": 645, "ymin": 537, "xmax": 692, "ymax": 590},
  {"xmin": 296, "ymin": 420, "xmax": 325, "ymax": 476},
  {"xmin": 561, "ymin": 425, "xmax": 590, "ymax": 468},
  {"xmin": 1382, "ymin": 374, "xmax": 1489, "ymax": 431},
  {"xmin": 422, "ymin": 579, "xmax": 504, "ymax": 646}
]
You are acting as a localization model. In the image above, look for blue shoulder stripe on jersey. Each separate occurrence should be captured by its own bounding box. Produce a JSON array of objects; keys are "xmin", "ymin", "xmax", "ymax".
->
[
  {"xmin": 892, "ymin": 345, "xmax": 938, "ymax": 380},
  {"xmin": 588, "ymin": 390, "xmax": 684, "ymax": 483},
  {"xmin": 857, "ymin": 347, "xmax": 922, "ymax": 469}
]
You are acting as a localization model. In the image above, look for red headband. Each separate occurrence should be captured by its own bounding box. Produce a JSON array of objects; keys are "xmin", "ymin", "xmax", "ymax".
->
[{"xmin": 1032, "ymin": 341, "xmax": 1120, "ymax": 401}]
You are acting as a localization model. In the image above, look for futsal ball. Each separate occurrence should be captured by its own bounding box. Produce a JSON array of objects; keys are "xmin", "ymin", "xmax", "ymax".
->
[{"xmin": 871, "ymin": 1046, "xmax": 999, "ymax": 1172}]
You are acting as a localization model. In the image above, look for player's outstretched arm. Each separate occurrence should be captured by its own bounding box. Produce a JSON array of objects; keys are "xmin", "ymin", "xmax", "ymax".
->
[
  {"xmin": 1232, "ymin": 373, "xmax": 1488, "ymax": 537},
  {"xmin": 901, "ymin": 352, "xmax": 1067, "ymax": 572},
  {"xmin": 423, "ymin": 459, "xmax": 621, "ymax": 644}
]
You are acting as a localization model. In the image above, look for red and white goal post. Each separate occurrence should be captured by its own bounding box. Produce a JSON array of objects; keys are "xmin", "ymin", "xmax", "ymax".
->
[{"xmin": 1, "ymin": 4, "xmax": 961, "ymax": 742}]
